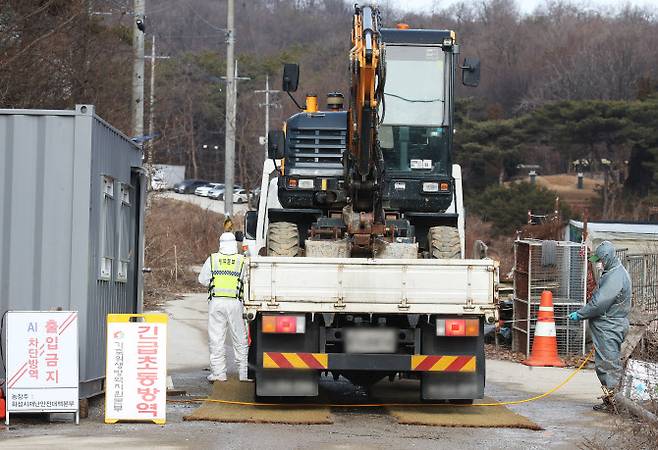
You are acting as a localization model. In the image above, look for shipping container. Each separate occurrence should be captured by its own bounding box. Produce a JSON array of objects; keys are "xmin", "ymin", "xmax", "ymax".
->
[{"xmin": 0, "ymin": 105, "xmax": 145, "ymax": 397}]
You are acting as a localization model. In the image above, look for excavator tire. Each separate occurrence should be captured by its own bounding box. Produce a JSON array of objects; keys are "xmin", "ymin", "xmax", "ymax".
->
[
  {"xmin": 266, "ymin": 222, "xmax": 300, "ymax": 256},
  {"xmin": 427, "ymin": 226, "xmax": 461, "ymax": 259}
]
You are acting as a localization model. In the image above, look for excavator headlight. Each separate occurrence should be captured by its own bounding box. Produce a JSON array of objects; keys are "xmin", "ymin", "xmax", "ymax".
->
[
  {"xmin": 422, "ymin": 182, "xmax": 439, "ymax": 192},
  {"xmin": 298, "ymin": 179, "xmax": 314, "ymax": 189}
]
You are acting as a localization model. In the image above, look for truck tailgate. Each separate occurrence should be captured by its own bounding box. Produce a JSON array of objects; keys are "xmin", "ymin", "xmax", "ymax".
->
[{"xmin": 245, "ymin": 257, "xmax": 498, "ymax": 316}]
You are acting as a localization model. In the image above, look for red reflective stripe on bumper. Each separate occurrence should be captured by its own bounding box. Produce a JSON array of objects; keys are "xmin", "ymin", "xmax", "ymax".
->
[
  {"xmin": 297, "ymin": 352, "xmax": 324, "ymax": 369},
  {"xmin": 414, "ymin": 355, "xmax": 441, "ymax": 371},
  {"xmin": 445, "ymin": 355, "xmax": 473, "ymax": 372},
  {"xmin": 266, "ymin": 352, "xmax": 294, "ymax": 369}
]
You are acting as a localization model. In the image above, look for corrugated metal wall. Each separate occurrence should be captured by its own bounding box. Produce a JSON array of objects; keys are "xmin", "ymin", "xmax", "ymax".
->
[
  {"xmin": 0, "ymin": 105, "xmax": 143, "ymax": 397},
  {"xmin": 83, "ymin": 111, "xmax": 144, "ymax": 396}
]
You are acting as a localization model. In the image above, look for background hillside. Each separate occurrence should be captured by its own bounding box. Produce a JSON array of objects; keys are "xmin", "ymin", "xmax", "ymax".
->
[{"xmin": 2, "ymin": 0, "xmax": 657, "ymax": 231}]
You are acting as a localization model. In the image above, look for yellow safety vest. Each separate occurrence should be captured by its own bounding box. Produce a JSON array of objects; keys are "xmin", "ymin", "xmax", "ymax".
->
[{"xmin": 210, "ymin": 253, "xmax": 245, "ymax": 299}]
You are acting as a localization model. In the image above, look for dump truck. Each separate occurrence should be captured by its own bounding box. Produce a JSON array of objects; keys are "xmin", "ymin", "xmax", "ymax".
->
[{"xmin": 242, "ymin": 4, "xmax": 498, "ymax": 402}]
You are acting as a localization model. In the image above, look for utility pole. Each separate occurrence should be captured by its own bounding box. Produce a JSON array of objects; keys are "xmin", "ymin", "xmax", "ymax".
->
[
  {"xmin": 132, "ymin": 0, "xmax": 146, "ymax": 137},
  {"xmin": 146, "ymin": 35, "xmax": 170, "ymax": 189},
  {"xmin": 254, "ymin": 75, "xmax": 280, "ymax": 159},
  {"xmin": 224, "ymin": 0, "xmax": 236, "ymax": 217},
  {"xmin": 148, "ymin": 35, "xmax": 156, "ymax": 164}
]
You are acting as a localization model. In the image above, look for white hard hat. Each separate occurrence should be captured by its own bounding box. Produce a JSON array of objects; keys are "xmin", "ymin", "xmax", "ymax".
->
[{"xmin": 219, "ymin": 232, "xmax": 238, "ymax": 255}]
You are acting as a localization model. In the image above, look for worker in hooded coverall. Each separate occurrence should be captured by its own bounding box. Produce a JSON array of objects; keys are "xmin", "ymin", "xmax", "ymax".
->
[
  {"xmin": 198, "ymin": 231, "xmax": 249, "ymax": 382},
  {"xmin": 568, "ymin": 241, "xmax": 631, "ymax": 412}
]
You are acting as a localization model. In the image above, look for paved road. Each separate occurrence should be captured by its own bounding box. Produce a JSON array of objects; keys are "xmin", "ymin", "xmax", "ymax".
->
[
  {"xmin": 154, "ymin": 191, "xmax": 250, "ymax": 216},
  {"xmin": 0, "ymin": 294, "xmax": 617, "ymax": 449}
]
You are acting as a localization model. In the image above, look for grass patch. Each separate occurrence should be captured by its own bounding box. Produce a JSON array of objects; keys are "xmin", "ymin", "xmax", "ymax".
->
[{"xmin": 144, "ymin": 196, "xmax": 227, "ymax": 307}]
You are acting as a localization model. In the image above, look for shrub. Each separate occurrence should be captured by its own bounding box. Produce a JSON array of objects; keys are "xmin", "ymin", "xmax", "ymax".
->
[{"xmin": 467, "ymin": 182, "xmax": 568, "ymax": 236}]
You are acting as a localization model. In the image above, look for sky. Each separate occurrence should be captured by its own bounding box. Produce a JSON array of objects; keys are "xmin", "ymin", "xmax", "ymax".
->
[{"xmin": 393, "ymin": 0, "xmax": 658, "ymax": 14}]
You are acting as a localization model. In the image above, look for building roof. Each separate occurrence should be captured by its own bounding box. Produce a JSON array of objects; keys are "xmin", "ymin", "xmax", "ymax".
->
[{"xmin": 566, "ymin": 220, "xmax": 658, "ymax": 254}]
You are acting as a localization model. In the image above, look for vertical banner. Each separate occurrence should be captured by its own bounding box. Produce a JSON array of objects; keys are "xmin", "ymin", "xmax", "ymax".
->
[
  {"xmin": 105, "ymin": 313, "xmax": 167, "ymax": 424},
  {"xmin": 5, "ymin": 311, "xmax": 79, "ymax": 425}
]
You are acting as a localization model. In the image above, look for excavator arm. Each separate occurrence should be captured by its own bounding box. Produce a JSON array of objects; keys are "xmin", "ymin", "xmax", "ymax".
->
[
  {"xmin": 345, "ymin": 4, "xmax": 387, "ymax": 246},
  {"xmin": 349, "ymin": 4, "xmax": 384, "ymax": 181}
]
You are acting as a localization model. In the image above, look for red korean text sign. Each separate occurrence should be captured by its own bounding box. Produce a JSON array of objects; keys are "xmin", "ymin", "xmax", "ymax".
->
[{"xmin": 105, "ymin": 313, "xmax": 167, "ymax": 424}]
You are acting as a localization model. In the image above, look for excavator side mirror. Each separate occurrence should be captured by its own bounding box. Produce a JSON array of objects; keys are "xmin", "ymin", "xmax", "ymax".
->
[
  {"xmin": 268, "ymin": 130, "xmax": 285, "ymax": 159},
  {"xmin": 461, "ymin": 57, "xmax": 480, "ymax": 87},
  {"xmin": 243, "ymin": 211, "xmax": 257, "ymax": 240},
  {"xmin": 282, "ymin": 63, "xmax": 299, "ymax": 92}
]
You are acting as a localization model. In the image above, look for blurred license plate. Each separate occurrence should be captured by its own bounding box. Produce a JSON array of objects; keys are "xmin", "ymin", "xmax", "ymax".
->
[{"xmin": 344, "ymin": 328, "xmax": 397, "ymax": 353}]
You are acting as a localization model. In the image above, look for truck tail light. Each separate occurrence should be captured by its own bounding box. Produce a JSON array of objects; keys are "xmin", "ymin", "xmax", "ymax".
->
[
  {"xmin": 262, "ymin": 315, "xmax": 306, "ymax": 334},
  {"xmin": 436, "ymin": 319, "xmax": 479, "ymax": 337}
]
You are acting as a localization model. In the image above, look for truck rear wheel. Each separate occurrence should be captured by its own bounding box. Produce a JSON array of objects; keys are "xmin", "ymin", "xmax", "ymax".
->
[
  {"xmin": 427, "ymin": 226, "xmax": 461, "ymax": 259},
  {"xmin": 266, "ymin": 222, "xmax": 300, "ymax": 256}
]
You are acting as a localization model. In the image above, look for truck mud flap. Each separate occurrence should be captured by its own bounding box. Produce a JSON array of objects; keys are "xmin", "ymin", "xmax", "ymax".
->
[
  {"xmin": 255, "ymin": 315, "xmax": 321, "ymax": 397},
  {"xmin": 420, "ymin": 321, "xmax": 485, "ymax": 400}
]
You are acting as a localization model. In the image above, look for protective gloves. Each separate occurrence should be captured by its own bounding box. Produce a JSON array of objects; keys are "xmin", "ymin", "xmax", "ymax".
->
[{"xmin": 568, "ymin": 311, "xmax": 581, "ymax": 321}]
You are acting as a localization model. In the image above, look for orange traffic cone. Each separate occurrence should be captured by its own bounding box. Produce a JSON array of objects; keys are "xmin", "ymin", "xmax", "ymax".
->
[{"xmin": 523, "ymin": 291, "xmax": 565, "ymax": 367}]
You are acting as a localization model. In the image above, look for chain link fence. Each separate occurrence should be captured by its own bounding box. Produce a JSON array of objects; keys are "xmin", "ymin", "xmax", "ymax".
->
[
  {"xmin": 619, "ymin": 251, "xmax": 658, "ymax": 426},
  {"xmin": 513, "ymin": 239, "xmax": 588, "ymax": 356}
]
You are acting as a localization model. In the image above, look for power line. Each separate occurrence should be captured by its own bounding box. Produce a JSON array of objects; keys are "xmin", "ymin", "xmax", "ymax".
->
[{"xmin": 183, "ymin": 0, "xmax": 227, "ymax": 32}]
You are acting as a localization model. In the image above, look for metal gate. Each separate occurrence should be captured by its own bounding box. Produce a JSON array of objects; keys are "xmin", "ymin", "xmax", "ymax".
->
[{"xmin": 513, "ymin": 239, "xmax": 588, "ymax": 356}]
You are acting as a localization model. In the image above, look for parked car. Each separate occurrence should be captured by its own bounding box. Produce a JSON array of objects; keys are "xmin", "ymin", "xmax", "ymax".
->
[
  {"xmin": 173, "ymin": 179, "xmax": 209, "ymax": 194},
  {"xmin": 219, "ymin": 188, "xmax": 249, "ymax": 204},
  {"xmin": 195, "ymin": 182, "xmax": 223, "ymax": 197},
  {"xmin": 233, "ymin": 189, "xmax": 249, "ymax": 204},
  {"xmin": 208, "ymin": 184, "xmax": 226, "ymax": 200}
]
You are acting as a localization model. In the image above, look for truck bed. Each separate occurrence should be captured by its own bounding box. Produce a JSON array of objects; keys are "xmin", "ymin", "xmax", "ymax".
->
[{"xmin": 244, "ymin": 256, "xmax": 499, "ymax": 317}]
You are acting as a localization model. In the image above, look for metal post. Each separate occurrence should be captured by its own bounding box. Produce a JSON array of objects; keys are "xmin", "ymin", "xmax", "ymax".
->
[
  {"xmin": 264, "ymin": 75, "xmax": 270, "ymax": 158},
  {"xmin": 132, "ymin": 0, "xmax": 145, "ymax": 137},
  {"xmin": 224, "ymin": 0, "xmax": 235, "ymax": 217},
  {"xmin": 143, "ymin": 37, "xmax": 170, "ymax": 192},
  {"xmin": 255, "ymin": 75, "xmax": 280, "ymax": 160},
  {"xmin": 148, "ymin": 35, "xmax": 156, "ymax": 186}
]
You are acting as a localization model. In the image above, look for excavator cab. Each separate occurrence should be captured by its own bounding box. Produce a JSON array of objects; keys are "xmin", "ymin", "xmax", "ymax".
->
[{"xmin": 379, "ymin": 28, "xmax": 464, "ymax": 215}]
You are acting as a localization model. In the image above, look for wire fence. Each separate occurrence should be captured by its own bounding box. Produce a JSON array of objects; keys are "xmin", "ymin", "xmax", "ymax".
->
[
  {"xmin": 513, "ymin": 239, "xmax": 588, "ymax": 356},
  {"xmin": 619, "ymin": 251, "xmax": 658, "ymax": 421},
  {"xmin": 624, "ymin": 253, "xmax": 658, "ymax": 318}
]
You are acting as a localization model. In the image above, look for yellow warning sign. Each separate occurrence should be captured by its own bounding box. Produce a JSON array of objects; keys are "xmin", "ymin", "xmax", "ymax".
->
[{"xmin": 105, "ymin": 313, "xmax": 168, "ymax": 425}]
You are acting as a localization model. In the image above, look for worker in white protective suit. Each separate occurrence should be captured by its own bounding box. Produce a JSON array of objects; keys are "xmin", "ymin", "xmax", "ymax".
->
[{"xmin": 198, "ymin": 231, "xmax": 249, "ymax": 382}]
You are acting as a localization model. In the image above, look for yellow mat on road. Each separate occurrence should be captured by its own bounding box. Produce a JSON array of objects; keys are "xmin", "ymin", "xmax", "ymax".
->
[
  {"xmin": 183, "ymin": 379, "xmax": 333, "ymax": 424},
  {"xmin": 184, "ymin": 378, "xmax": 540, "ymax": 429},
  {"xmin": 372, "ymin": 381, "xmax": 542, "ymax": 430},
  {"xmin": 386, "ymin": 400, "xmax": 542, "ymax": 429}
]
